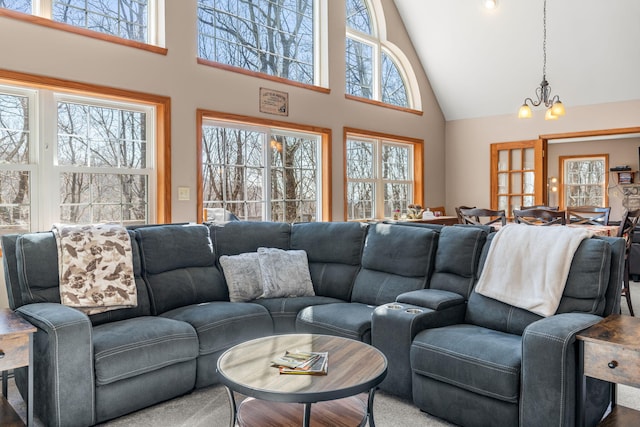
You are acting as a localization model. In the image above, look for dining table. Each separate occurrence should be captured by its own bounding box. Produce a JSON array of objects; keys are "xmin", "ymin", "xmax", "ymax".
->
[{"xmin": 492, "ymin": 222, "xmax": 620, "ymax": 237}]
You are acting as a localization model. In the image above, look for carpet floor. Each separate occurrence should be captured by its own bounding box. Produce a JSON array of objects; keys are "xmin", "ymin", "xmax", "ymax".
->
[{"xmin": 9, "ymin": 281, "xmax": 640, "ymax": 426}]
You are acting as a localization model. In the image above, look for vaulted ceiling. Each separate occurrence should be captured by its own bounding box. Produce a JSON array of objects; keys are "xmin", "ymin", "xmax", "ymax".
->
[{"xmin": 394, "ymin": 0, "xmax": 640, "ymax": 121}]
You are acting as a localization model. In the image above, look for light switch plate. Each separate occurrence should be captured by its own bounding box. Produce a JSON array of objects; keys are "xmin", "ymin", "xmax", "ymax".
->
[{"xmin": 178, "ymin": 186, "xmax": 190, "ymax": 201}]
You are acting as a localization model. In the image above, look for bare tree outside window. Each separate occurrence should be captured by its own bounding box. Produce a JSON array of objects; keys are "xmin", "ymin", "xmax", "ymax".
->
[
  {"xmin": 202, "ymin": 122, "xmax": 319, "ymax": 222},
  {"xmin": 345, "ymin": 0, "xmax": 410, "ymax": 108},
  {"xmin": 198, "ymin": 0, "xmax": 315, "ymax": 85},
  {"xmin": 57, "ymin": 101, "xmax": 148, "ymax": 225},
  {"xmin": 0, "ymin": 0, "xmax": 31, "ymax": 13},
  {"xmin": 0, "ymin": 92, "xmax": 30, "ymax": 234},
  {"xmin": 561, "ymin": 156, "xmax": 607, "ymax": 208},
  {"xmin": 346, "ymin": 136, "xmax": 412, "ymax": 220},
  {"xmin": 53, "ymin": 0, "xmax": 148, "ymax": 43}
]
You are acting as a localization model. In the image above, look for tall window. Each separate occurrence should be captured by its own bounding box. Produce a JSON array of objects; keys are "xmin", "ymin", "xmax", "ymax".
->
[
  {"xmin": 0, "ymin": 0, "xmax": 159, "ymax": 45},
  {"xmin": 56, "ymin": 98, "xmax": 151, "ymax": 224},
  {"xmin": 345, "ymin": 0, "xmax": 412, "ymax": 108},
  {"xmin": 197, "ymin": 0, "xmax": 317, "ymax": 86},
  {"xmin": 0, "ymin": 78, "xmax": 165, "ymax": 237},
  {"xmin": 200, "ymin": 116, "xmax": 328, "ymax": 222},
  {"xmin": 345, "ymin": 130, "xmax": 422, "ymax": 220},
  {"xmin": 560, "ymin": 155, "xmax": 609, "ymax": 208}
]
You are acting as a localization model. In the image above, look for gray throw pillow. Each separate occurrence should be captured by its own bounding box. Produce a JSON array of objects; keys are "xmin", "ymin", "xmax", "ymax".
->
[
  {"xmin": 219, "ymin": 252, "xmax": 263, "ymax": 302},
  {"xmin": 257, "ymin": 247, "xmax": 315, "ymax": 298}
]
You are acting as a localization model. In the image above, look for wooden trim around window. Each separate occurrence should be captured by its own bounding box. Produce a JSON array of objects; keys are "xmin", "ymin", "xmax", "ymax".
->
[
  {"xmin": 343, "ymin": 127, "xmax": 424, "ymax": 220},
  {"xmin": 0, "ymin": 9, "xmax": 167, "ymax": 55},
  {"xmin": 558, "ymin": 154, "xmax": 609, "ymax": 210},
  {"xmin": 197, "ymin": 59, "xmax": 330, "ymax": 95},
  {"xmin": 0, "ymin": 68, "xmax": 172, "ymax": 224},
  {"xmin": 196, "ymin": 109, "xmax": 332, "ymax": 223},
  {"xmin": 344, "ymin": 94, "xmax": 423, "ymax": 116}
]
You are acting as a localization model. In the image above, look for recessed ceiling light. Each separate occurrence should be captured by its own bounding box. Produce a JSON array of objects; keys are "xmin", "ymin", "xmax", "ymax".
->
[{"xmin": 483, "ymin": 0, "xmax": 498, "ymax": 9}]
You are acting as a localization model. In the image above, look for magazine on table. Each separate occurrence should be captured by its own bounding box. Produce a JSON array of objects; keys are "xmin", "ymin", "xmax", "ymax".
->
[{"xmin": 271, "ymin": 350, "xmax": 328, "ymax": 375}]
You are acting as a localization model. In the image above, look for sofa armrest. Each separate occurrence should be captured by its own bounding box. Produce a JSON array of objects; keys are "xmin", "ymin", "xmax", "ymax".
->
[
  {"xmin": 16, "ymin": 303, "xmax": 96, "ymax": 427},
  {"xmin": 521, "ymin": 313, "xmax": 609, "ymax": 427},
  {"xmin": 396, "ymin": 289, "xmax": 466, "ymax": 311}
]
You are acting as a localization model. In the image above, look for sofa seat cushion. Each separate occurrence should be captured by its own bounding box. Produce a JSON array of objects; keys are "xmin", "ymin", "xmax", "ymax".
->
[
  {"xmin": 253, "ymin": 296, "xmax": 345, "ymax": 333},
  {"xmin": 93, "ymin": 316, "xmax": 199, "ymax": 387},
  {"xmin": 296, "ymin": 302, "xmax": 375, "ymax": 343},
  {"xmin": 161, "ymin": 301, "xmax": 273, "ymax": 355},
  {"xmin": 411, "ymin": 324, "xmax": 522, "ymax": 403}
]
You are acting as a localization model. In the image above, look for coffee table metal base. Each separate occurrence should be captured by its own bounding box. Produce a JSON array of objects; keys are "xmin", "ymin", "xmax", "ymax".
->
[{"xmin": 225, "ymin": 388, "xmax": 377, "ymax": 427}]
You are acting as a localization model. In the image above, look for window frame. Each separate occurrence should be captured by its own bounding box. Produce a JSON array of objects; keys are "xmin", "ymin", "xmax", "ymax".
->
[
  {"xmin": 196, "ymin": 110, "xmax": 332, "ymax": 223},
  {"xmin": 345, "ymin": 0, "xmax": 421, "ymax": 114},
  {"xmin": 0, "ymin": 1, "xmax": 166, "ymax": 54},
  {"xmin": 0, "ymin": 69, "xmax": 171, "ymax": 239},
  {"xmin": 195, "ymin": 0, "xmax": 329, "ymax": 93},
  {"xmin": 559, "ymin": 154, "xmax": 609, "ymax": 209},
  {"xmin": 344, "ymin": 127, "xmax": 423, "ymax": 221}
]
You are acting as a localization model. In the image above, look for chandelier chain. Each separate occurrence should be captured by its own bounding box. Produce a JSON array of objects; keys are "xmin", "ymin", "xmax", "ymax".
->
[{"xmin": 543, "ymin": 0, "xmax": 547, "ymax": 77}]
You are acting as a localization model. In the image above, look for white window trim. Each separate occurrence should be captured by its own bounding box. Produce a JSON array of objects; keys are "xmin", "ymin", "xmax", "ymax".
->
[
  {"xmin": 345, "ymin": 0, "xmax": 421, "ymax": 110},
  {"xmin": 346, "ymin": 135, "xmax": 414, "ymax": 220},
  {"xmin": 27, "ymin": 0, "xmax": 163, "ymax": 46},
  {"xmin": 202, "ymin": 119, "xmax": 324, "ymax": 222}
]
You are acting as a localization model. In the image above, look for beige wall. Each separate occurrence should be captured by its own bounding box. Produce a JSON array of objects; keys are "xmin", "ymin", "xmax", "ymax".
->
[
  {"xmin": 0, "ymin": 1, "xmax": 445, "ymax": 307},
  {"xmin": 547, "ymin": 138, "xmax": 640, "ymax": 222},
  {"xmin": 445, "ymin": 100, "xmax": 640, "ymax": 216}
]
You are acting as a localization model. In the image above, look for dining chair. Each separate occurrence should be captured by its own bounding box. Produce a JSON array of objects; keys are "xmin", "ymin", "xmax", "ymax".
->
[
  {"xmin": 458, "ymin": 208, "xmax": 507, "ymax": 227},
  {"xmin": 455, "ymin": 205, "xmax": 476, "ymax": 224},
  {"xmin": 513, "ymin": 208, "xmax": 566, "ymax": 225},
  {"xmin": 521, "ymin": 205, "xmax": 559, "ymax": 211},
  {"xmin": 566, "ymin": 206, "xmax": 611, "ymax": 226},
  {"xmin": 617, "ymin": 209, "xmax": 640, "ymax": 316}
]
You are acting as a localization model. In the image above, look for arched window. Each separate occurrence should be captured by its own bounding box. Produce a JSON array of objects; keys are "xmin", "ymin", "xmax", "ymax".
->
[{"xmin": 345, "ymin": 0, "xmax": 416, "ymax": 109}]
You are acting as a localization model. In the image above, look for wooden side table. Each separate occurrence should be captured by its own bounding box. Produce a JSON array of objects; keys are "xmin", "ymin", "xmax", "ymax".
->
[
  {"xmin": 0, "ymin": 309, "xmax": 36, "ymax": 426},
  {"xmin": 576, "ymin": 314, "xmax": 640, "ymax": 427}
]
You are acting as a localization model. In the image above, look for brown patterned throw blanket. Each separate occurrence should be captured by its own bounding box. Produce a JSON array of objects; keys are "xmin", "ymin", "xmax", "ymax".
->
[{"xmin": 52, "ymin": 223, "xmax": 138, "ymax": 315}]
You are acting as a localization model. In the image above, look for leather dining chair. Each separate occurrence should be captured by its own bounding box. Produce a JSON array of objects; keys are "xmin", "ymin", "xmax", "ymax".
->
[
  {"xmin": 513, "ymin": 208, "xmax": 566, "ymax": 226},
  {"xmin": 458, "ymin": 208, "xmax": 507, "ymax": 227},
  {"xmin": 566, "ymin": 206, "xmax": 611, "ymax": 226},
  {"xmin": 617, "ymin": 209, "xmax": 640, "ymax": 316}
]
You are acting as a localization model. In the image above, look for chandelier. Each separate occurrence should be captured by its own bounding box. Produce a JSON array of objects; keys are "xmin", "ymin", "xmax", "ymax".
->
[{"xmin": 518, "ymin": 0, "xmax": 565, "ymax": 120}]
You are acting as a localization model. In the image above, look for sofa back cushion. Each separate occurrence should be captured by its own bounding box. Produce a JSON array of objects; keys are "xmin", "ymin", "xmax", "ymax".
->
[
  {"xmin": 290, "ymin": 222, "xmax": 367, "ymax": 300},
  {"xmin": 429, "ymin": 226, "xmax": 488, "ymax": 299},
  {"xmin": 351, "ymin": 223, "xmax": 437, "ymax": 305},
  {"xmin": 466, "ymin": 235, "xmax": 613, "ymax": 335},
  {"xmin": 13, "ymin": 230, "xmax": 151, "ymax": 325},
  {"xmin": 136, "ymin": 224, "xmax": 226, "ymax": 314},
  {"xmin": 209, "ymin": 221, "xmax": 291, "ymax": 256}
]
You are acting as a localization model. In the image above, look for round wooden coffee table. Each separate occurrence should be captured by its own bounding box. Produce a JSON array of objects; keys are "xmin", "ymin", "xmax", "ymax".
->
[{"xmin": 217, "ymin": 334, "xmax": 387, "ymax": 427}]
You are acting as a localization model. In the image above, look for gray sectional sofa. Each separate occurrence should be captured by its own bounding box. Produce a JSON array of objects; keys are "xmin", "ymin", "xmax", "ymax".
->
[{"xmin": 0, "ymin": 220, "xmax": 625, "ymax": 427}]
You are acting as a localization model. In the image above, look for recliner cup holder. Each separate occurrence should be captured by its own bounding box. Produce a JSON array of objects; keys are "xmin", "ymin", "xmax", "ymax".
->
[
  {"xmin": 386, "ymin": 304, "xmax": 403, "ymax": 310},
  {"xmin": 405, "ymin": 308, "xmax": 423, "ymax": 314}
]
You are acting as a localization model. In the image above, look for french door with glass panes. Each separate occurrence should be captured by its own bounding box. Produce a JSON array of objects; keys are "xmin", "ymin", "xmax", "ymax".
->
[{"xmin": 490, "ymin": 139, "xmax": 547, "ymax": 218}]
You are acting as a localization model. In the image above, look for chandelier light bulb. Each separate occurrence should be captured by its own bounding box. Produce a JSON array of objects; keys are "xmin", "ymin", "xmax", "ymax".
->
[
  {"xmin": 551, "ymin": 101, "xmax": 565, "ymax": 117},
  {"xmin": 545, "ymin": 108, "xmax": 558, "ymax": 121},
  {"xmin": 518, "ymin": 104, "xmax": 532, "ymax": 119},
  {"xmin": 483, "ymin": 0, "xmax": 498, "ymax": 9}
]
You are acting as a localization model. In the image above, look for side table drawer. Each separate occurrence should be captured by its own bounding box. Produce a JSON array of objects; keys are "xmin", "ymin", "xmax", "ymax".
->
[
  {"xmin": 583, "ymin": 341, "xmax": 640, "ymax": 388},
  {"xmin": 0, "ymin": 334, "xmax": 30, "ymax": 371}
]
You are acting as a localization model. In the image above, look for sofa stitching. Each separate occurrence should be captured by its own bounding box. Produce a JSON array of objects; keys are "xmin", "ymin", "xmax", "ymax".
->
[
  {"xmin": 413, "ymin": 367, "xmax": 518, "ymax": 402},
  {"xmin": 96, "ymin": 356, "xmax": 195, "ymax": 385},
  {"xmin": 521, "ymin": 319, "xmax": 601, "ymax": 426},
  {"xmin": 16, "ymin": 239, "xmax": 36, "ymax": 302},
  {"xmin": 193, "ymin": 312, "xmax": 269, "ymax": 332},
  {"xmin": 413, "ymin": 341, "xmax": 520, "ymax": 374},
  {"xmin": 94, "ymin": 333, "xmax": 196, "ymax": 359},
  {"xmin": 298, "ymin": 319, "xmax": 360, "ymax": 338},
  {"xmin": 22, "ymin": 310, "xmax": 97, "ymax": 425}
]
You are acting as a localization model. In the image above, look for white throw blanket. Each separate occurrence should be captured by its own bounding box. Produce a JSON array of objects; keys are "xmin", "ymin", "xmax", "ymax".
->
[
  {"xmin": 52, "ymin": 223, "xmax": 137, "ymax": 315},
  {"xmin": 475, "ymin": 224, "xmax": 594, "ymax": 317}
]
